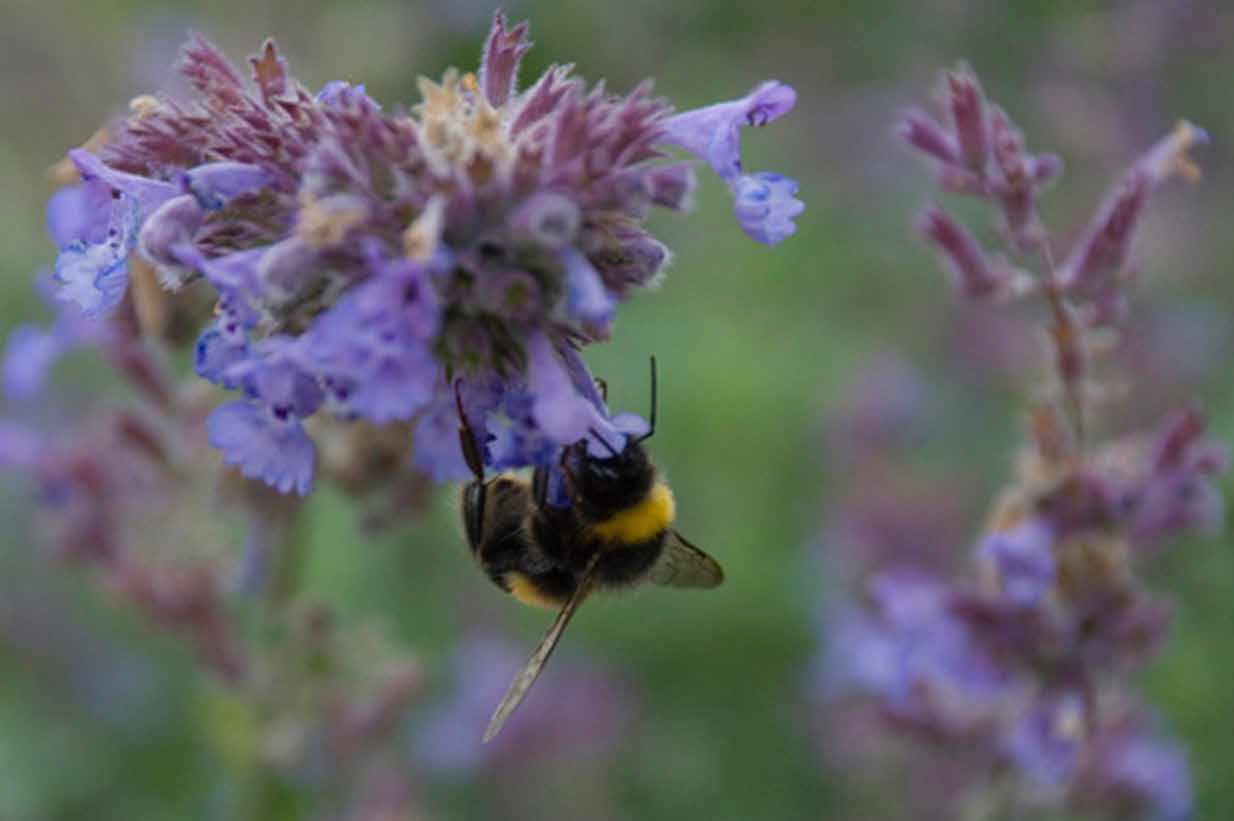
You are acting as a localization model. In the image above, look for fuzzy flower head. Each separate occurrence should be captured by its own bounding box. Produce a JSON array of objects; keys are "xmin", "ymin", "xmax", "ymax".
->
[{"xmin": 38, "ymin": 13, "xmax": 800, "ymax": 494}]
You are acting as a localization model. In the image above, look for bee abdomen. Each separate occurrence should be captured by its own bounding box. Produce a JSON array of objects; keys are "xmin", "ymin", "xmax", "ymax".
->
[{"xmin": 594, "ymin": 532, "xmax": 666, "ymax": 588}]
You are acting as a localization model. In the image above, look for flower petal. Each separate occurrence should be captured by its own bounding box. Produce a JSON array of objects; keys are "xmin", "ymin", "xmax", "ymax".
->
[
  {"xmin": 526, "ymin": 332, "xmax": 621, "ymax": 455},
  {"xmin": 179, "ymin": 162, "xmax": 272, "ymax": 210},
  {"xmin": 46, "ymin": 180, "xmax": 112, "ymax": 247},
  {"xmin": 660, "ymin": 81, "xmax": 796, "ymax": 181},
  {"xmin": 561, "ymin": 247, "xmax": 615, "ymax": 325},
  {"xmin": 207, "ymin": 401, "xmax": 316, "ymax": 495},
  {"xmin": 412, "ymin": 392, "xmax": 472, "ymax": 482},
  {"xmin": 69, "ymin": 150, "xmax": 179, "ymax": 214},
  {"xmin": 53, "ymin": 235, "xmax": 131, "ymax": 315},
  {"xmin": 732, "ymin": 172, "xmax": 803, "ymax": 245}
]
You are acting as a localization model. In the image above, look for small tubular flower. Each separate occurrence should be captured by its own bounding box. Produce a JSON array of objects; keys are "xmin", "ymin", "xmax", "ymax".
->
[{"xmin": 660, "ymin": 81, "xmax": 803, "ymax": 244}]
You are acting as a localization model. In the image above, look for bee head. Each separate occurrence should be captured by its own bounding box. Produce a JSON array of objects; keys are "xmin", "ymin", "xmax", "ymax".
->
[{"xmin": 570, "ymin": 434, "xmax": 654, "ymax": 518}]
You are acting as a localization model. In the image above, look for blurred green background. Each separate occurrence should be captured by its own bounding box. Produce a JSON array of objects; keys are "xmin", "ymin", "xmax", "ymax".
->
[{"xmin": 2, "ymin": 0, "xmax": 1232, "ymax": 818}]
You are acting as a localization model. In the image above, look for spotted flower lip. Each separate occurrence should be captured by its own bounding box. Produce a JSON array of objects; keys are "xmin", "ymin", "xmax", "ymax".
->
[
  {"xmin": 207, "ymin": 400, "xmax": 316, "ymax": 496},
  {"xmin": 732, "ymin": 172, "xmax": 803, "ymax": 245},
  {"xmin": 24, "ymin": 13, "xmax": 799, "ymax": 495}
]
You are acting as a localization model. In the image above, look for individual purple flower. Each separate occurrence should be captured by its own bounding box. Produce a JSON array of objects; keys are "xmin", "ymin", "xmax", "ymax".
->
[
  {"xmin": 977, "ymin": 517, "xmax": 1056, "ymax": 607},
  {"xmin": 1005, "ymin": 692, "xmax": 1086, "ymax": 788},
  {"xmin": 137, "ymin": 194, "xmax": 206, "ymax": 288},
  {"xmin": 732, "ymin": 172, "xmax": 804, "ymax": 245},
  {"xmin": 301, "ymin": 258, "xmax": 440, "ymax": 424},
  {"xmin": 45, "ymin": 179, "xmax": 112, "ymax": 247},
  {"xmin": 560, "ymin": 247, "xmax": 616, "ymax": 326},
  {"xmin": 207, "ymin": 401, "xmax": 315, "ymax": 496},
  {"xmin": 178, "ymin": 161, "xmax": 271, "ymax": 210},
  {"xmin": 660, "ymin": 81, "xmax": 803, "ymax": 244},
  {"xmin": 53, "ymin": 212, "xmax": 137, "ymax": 315},
  {"xmin": 526, "ymin": 332, "xmax": 626, "ymax": 457},
  {"xmin": 412, "ymin": 389, "xmax": 472, "ymax": 483},
  {"xmin": 194, "ymin": 319, "xmax": 250, "ymax": 387}
]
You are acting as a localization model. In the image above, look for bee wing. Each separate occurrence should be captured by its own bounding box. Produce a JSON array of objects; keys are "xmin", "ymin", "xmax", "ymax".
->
[
  {"xmin": 483, "ymin": 555, "xmax": 600, "ymax": 743},
  {"xmin": 648, "ymin": 530, "xmax": 725, "ymax": 589}
]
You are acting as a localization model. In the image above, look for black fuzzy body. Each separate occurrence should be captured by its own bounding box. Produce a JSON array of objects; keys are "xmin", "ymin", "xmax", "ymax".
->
[{"xmin": 460, "ymin": 439, "xmax": 670, "ymax": 606}]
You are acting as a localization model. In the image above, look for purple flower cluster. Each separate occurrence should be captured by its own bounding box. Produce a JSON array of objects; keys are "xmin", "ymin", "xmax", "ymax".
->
[
  {"xmin": 22, "ymin": 14, "xmax": 800, "ymax": 496},
  {"xmin": 819, "ymin": 66, "xmax": 1225, "ymax": 819}
]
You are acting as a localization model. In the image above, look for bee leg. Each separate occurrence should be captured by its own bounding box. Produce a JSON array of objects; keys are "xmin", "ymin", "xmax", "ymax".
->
[
  {"xmin": 454, "ymin": 380, "xmax": 486, "ymax": 482},
  {"xmin": 558, "ymin": 446, "xmax": 579, "ymax": 495},
  {"xmin": 455, "ymin": 379, "xmax": 488, "ymax": 526},
  {"xmin": 532, "ymin": 465, "xmax": 549, "ymax": 509}
]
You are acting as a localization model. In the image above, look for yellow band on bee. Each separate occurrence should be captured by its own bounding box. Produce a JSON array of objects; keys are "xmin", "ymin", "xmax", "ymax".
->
[
  {"xmin": 504, "ymin": 572, "xmax": 566, "ymax": 609},
  {"xmin": 588, "ymin": 482, "xmax": 676, "ymax": 544}
]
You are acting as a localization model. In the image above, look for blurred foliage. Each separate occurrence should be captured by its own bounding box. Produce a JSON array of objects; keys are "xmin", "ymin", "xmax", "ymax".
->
[{"xmin": 1, "ymin": 1, "xmax": 1232, "ymax": 818}]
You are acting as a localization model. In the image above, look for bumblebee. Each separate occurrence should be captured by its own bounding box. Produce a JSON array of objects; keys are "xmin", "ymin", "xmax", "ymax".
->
[{"xmin": 456, "ymin": 358, "xmax": 724, "ymax": 741}]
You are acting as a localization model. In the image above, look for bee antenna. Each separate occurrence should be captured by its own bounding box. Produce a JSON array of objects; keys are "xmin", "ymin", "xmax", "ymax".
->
[
  {"xmin": 638, "ymin": 355, "xmax": 657, "ymax": 443},
  {"xmin": 587, "ymin": 427, "xmax": 622, "ymax": 458}
]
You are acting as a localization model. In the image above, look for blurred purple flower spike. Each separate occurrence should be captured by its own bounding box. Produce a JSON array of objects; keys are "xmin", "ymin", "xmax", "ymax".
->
[{"xmin": 661, "ymin": 81, "xmax": 803, "ymax": 244}]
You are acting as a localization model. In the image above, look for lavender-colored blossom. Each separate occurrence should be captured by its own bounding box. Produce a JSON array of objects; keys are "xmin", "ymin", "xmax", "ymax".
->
[
  {"xmin": 45, "ymin": 180, "xmax": 112, "ymax": 247},
  {"xmin": 661, "ymin": 81, "xmax": 802, "ymax": 244},
  {"xmin": 54, "ymin": 218, "xmax": 136, "ymax": 314},
  {"xmin": 208, "ymin": 400, "xmax": 316, "ymax": 496},
  {"xmin": 977, "ymin": 517, "xmax": 1056, "ymax": 607},
  {"xmin": 412, "ymin": 389, "xmax": 472, "ymax": 482},
  {"xmin": 1005, "ymin": 692, "xmax": 1086, "ymax": 788},
  {"xmin": 732, "ymin": 172, "xmax": 804, "ymax": 245},
  {"xmin": 178, "ymin": 161, "xmax": 271, "ymax": 210},
  {"xmin": 29, "ymin": 14, "xmax": 797, "ymax": 494},
  {"xmin": 526, "ymin": 332, "xmax": 625, "ymax": 457},
  {"xmin": 561, "ymin": 247, "xmax": 616, "ymax": 326}
]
